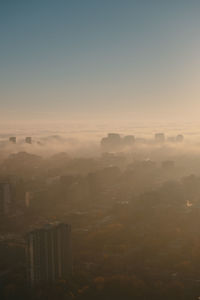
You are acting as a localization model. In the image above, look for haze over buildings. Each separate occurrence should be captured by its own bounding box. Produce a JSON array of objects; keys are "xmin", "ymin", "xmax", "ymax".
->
[{"xmin": 1, "ymin": 2, "xmax": 200, "ymax": 299}]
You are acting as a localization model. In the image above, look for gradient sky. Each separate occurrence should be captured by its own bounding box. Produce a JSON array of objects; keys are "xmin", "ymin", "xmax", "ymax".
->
[{"xmin": 1, "ymin": 0, "xmax": 200, "ymax": 122}]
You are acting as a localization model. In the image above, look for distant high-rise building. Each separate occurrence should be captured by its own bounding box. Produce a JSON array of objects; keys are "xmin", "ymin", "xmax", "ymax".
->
[
  {"xmin": 9, "ymin": 137, "xmax": 16, "ymax": 144},
  {"xmin": 0, "ymin": 182, "xmax": 11, "ymax": 215},
  {"xmin": 107, "ymin": 133, "xmax": 121, "ymax": 141},
  {"xmin": 123, "ymin": 135, "xmax": 135, "ymax": 146},
  {"xmin": 25, "ymin": 137, "xmax": 32, "ymax": 144},
  {"xmin": 26, "ymin": 223, "xmax": 72, "ymax": 286},
  {"xmin": 101, "ymin": 133, "xmax": 122, "ymax": 151},
  {"xmin": 155, "ymin": 133, "xmax": 165, "ymax": 143}
]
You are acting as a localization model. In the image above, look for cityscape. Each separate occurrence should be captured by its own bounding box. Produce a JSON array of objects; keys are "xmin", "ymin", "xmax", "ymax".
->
[
  {"xmin": 1, "ymin": 0, "xmax": 200, "ymax": 299},
  {"xmin": 1, "ymin": 130, "xmax": 200, "ymax": 299}
]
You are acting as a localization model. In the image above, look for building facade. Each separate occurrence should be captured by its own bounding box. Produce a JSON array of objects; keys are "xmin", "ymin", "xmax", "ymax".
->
[
  {"xmin": 25, "ymin": 137, "xmax": 32, "ymax": 144},
  {"xmin": 0, "ymin": 182, "xmax": 12, "ymax": 215},
  {"xmin": 155, "ymin": 133, "xmax": 165, "ymax": 143},
  {"xmin": 26, "ymin": 223, "xmax": 72, "ymax": 285}
]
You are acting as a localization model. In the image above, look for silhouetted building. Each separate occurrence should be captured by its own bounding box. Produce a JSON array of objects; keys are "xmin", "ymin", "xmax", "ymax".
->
[
  {"xmin": 26, "ymin": 223, "xmax": 72, "ymax": 286},
  {"xmin": 107, "ymin": 133, "xmax": 121, "ymax": 141},
  {"xmin": 123, "ymin": 135, "xmax": 135, "ymax": 146},
  {"xmin": 0, "ymin": 182, "xmax": 11, "ymax": 215},
  {"xmin": 176, "ymin": 134, "xmax": 184, "ymax": 143},
  {"xmin": 101, "ymin": 133, "xmax": 122, "ymax": 151},
  {"xmin": 9, "ymin": 137, "xmax": 16, "ymax": 144},
  {"xmin": 155, "ymin": 133, "xmax": 165, "ymax": 143},
  {"xmin": 25, "ymin": 137, "xmax": 32, "ymax": 144}
]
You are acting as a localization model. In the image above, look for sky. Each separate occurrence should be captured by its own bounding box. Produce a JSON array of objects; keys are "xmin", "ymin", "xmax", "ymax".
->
[{"xmin": 1, "ymin": 0, "xmax": 200, "ymax": 123}]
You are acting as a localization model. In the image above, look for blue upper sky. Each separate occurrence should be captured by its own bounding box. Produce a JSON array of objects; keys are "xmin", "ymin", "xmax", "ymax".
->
[{"xmin": 1, "ymin": 0, "xmax": 200, "ymax": 122}]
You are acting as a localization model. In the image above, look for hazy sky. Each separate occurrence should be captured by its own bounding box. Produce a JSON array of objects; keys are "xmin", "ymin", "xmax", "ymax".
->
[{"xmin": 1, "ymin": 0, "xmax": 200, "ymax": 123}]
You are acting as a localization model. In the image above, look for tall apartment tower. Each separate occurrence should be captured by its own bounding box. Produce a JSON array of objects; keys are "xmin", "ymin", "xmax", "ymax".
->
[
  {"xmin": 0, "ymin": 182, "xmax": 11, "ymax": 215},
  {"xmin": 9, "ymin": 137, "xmax": 16, "ymax": 144},
  {"xmin": 25, "ymin": 137, "xmax": 32, "ymax": 144},
  {"xmin": 155, "ymin": 133, "xmax": 165, "ymax": 143},
  {"xmin": 26, "ymin": 223, "xmax": 72, "ymax": 285}
]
